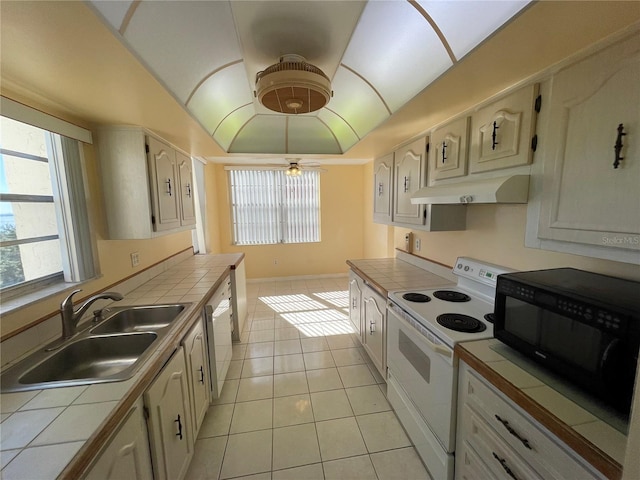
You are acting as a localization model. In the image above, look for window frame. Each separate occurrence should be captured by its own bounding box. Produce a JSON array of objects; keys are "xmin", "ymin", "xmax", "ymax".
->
[
  {"xmin": 0, "ymin": 97, "xmax": 96, "ymax": 302},
  {"xmin": 226, "ymin": 167, "xmax": 321, "ymax": 246}
]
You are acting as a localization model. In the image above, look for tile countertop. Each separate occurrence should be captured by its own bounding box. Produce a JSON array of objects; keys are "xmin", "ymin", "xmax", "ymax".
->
[
  {"xmin": 457, "ymin": 339, "xmax": 627, "ymax": 480},
  {"xmin": 346, "ymin": 251, "xmax": 456, "ymax": 298},
  {"xmin": 0, "ymin": 253, "xmax": 244, "ymax": 480}
]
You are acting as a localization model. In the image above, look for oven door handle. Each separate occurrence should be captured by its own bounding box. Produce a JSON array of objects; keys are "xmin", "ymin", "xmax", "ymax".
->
[{"xmin": 388, "ymin": 306, "xmax": 452, "ymax": 358}]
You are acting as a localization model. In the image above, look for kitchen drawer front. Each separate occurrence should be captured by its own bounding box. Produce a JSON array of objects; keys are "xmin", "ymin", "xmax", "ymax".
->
[
  {"xmin": 460, "ymin": 403, "xmax": 543, "ymax": 480},
  {"xmin": 456, "ymin": 440, "xmax": 496, "ymax": 480},
  {"xmin": 459, "ymin": 364, "xmax": 601, "ymax": 480}
]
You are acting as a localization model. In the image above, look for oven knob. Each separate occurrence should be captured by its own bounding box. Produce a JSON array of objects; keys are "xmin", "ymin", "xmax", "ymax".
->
[
  {"xmin": 457, "ymin": 263, "xmax": 462, "ymax": 269},
  {"xmin": 464, "ymin": 266, "xmax": 470, "ymax": 271}
]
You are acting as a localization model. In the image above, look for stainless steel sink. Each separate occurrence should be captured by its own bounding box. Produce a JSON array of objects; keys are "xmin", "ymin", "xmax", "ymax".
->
[
  {"xmin": 0, "ymin": 303, "xmax": 191, "ymax": 393},
  {"xmin": 91, "ymin": 304, "xmax": 186, "ymax": 334},
  {"xmin": 19, "ymin": 333, "xmax": 158, "ymax": 385}
]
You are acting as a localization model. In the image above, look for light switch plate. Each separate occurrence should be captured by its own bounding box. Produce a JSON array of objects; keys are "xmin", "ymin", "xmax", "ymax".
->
[{"xmin": 130, "ymin": 252, "xmax": 140, "ymax": 267}]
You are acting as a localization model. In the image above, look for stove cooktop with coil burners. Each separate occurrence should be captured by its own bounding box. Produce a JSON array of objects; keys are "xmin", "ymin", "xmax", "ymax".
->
[{"xmin": 388, "ymin": 257, "xmax": 515, "ymax": 348}]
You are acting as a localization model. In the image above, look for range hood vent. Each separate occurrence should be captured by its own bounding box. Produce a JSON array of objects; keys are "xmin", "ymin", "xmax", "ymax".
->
[{"xmin": 411, "ymin": 175, "xmax": 530, "ymax": 205}]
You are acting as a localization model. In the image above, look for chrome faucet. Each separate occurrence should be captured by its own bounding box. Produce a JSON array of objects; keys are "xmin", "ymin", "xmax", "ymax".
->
[{"xmin": 60, "ymin": 289, "xmax": 124, "ymax": 339}]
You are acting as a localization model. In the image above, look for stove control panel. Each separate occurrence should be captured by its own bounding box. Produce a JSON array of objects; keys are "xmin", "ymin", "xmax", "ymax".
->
[{"xmin": 454, "ymin": 257, "xmax": 514, "ymax": 288}]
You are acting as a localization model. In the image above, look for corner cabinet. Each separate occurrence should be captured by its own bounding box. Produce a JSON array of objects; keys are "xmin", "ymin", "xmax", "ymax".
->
[
  {"xmin": 83, "ymin": 398, "xmax": 153, "ymax": 480},
  {"xmin": 144, "ymin": 346, "xmax": 194, "ymax": 480},
  {"xmin": 372, "ymin": 137, "xmax": 467, "ymax": 231},
  {"xmin": 529, "ymin": 31, "xmax": 640, "ymax": 264},
  {"xmin": 97, "ymin": 126, "xmax": 196, "ymax": 239}
]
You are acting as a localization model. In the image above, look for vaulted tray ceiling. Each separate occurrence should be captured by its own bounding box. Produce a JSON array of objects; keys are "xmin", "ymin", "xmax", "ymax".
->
[{"xmin": 89, "ymin": 0, "xmax": 530, "ymax": 155}]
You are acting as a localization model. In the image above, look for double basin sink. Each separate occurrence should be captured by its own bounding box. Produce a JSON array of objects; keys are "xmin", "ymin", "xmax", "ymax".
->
[{"xmin": 1, "ymin": 304, "xmax": 191, "ymax": 393}]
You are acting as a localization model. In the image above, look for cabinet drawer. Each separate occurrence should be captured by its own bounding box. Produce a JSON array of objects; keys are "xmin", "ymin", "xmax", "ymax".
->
[
  {"xmin": 460, "ymin": 366, "xmax": 600, "ymax": 479},
  {"xmin": 456, "ymin": 440, "xmax": 496, "ymax": 480},
  {"xmin": 460, "ymin": 404, "xmax": 543, "ymax": 480}
]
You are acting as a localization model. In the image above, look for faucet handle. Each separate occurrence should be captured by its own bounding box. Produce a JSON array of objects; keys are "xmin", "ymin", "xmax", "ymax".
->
[{"xmin": 61, "ymin": 289, "xmax": 82, "ymax": 309}]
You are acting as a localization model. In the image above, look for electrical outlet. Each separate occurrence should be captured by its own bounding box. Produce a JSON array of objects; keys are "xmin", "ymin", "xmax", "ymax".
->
[
  {"xmin": 415, "ymin": 238, "xmax": 421, "ymax": 251},
  {"xmin": 274, "ymin": 259, "xmax": 278, "ymax": 265},
  {"xmin": 130, "ymin": 252, "xmax": 140, "ymax": 267}
]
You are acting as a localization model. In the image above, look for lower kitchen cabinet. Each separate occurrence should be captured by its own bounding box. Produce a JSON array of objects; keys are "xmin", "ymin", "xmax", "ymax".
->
[
  {"xmin": 83, "ymin": 398, "xmax": 153, "ymax": 480},
  {"xmin": 348, "ymin": 271, "xmax": 364, "ymax": 340},
  {"xmin": 362, "ymin": 284, "xmax": 386, "ymax": 379},
  {"xmin": 182, "ymin": 317, "xmax": 210, "ymax": 440},
  {"xmin": 144, "ymin": 346, "xmax": 194, "ymax": 480},
  {"xmin": 456, "ymin": 361, "xmax": 602, "ymax": 480}
]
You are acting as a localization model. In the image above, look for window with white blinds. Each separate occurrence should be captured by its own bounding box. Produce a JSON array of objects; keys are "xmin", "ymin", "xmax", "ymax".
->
[{"xmin": 228, "ymin": 169, "xmax": 320, "ymax": 245}]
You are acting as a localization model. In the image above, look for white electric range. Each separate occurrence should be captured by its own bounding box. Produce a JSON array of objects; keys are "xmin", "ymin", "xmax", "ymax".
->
[{"xmin": 386, "ymin": 257, "xmax": 514, "ymax": 480}]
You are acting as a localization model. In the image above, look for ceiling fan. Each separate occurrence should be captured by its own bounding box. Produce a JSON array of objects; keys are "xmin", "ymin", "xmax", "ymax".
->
[{"xmin": 268, "ymin": 159, "xmax": 325, "ymax": 176}]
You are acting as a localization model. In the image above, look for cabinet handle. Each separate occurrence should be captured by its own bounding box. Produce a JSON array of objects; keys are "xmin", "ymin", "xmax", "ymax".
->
[
  {"xmin": 492, "ymin": 452, "xmax": 518, "ymax": 480},
  {"xmin": 403, "ymin": 176, "xmax": 410, "ymax": 193},
  {"xmin": 352, "ymin": 297, "xmax": 357, "ymax": 309},
  {"xmin": 175, "ymin": 414, "xmax": 183, "ymax": 440},
  {"xmin": 614, "ymin": 123, "xmax": 626, "ymax": 169},
  {"xmin": 165, "ymin": 178, "xmax": 172, "ymax": 196},
  {"xmin": 199, "ymin": 366, "xmax": 205, "ymax": 384},
  {"xmin": 441, "ymin": 142, "xmax": 447, "ymax": 163},
  {"xmin": 492, "ymin": 121, "xmax": 500, "ymax": 150},
  {"xmin": 186, "ymin": 183, "xmax": 192, "ymax": 197},
  {"xmin": 370, "ymin": 319, "xmax": 375, "ymax": 334},
  {"xmin": 378, "ymin": 182, "xmax": 384, "ymax": 196},
  {"xmin": 495, "ymin": 415, "xmax": 532, "ymax": 450}
]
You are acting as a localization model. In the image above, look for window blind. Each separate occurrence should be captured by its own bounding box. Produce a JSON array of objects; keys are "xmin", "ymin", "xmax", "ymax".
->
[{"xmin": 229, "ymin": 169, "xmax": 320, "ymax": 245}]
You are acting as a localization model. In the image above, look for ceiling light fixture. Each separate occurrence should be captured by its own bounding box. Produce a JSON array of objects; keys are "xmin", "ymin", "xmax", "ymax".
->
[
  {"xmin": 255, "ymin": 54, "xmax": 332, "ymax": 114},
  {"xmin": 285, "ymin": 162, "xmax": 302, "ymax": 176}
]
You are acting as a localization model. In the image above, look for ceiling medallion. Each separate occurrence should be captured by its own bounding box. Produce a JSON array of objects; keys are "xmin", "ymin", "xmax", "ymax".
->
[{"xmin": 255, "ymin": 54, "xmax": 332, "ymax": 115}]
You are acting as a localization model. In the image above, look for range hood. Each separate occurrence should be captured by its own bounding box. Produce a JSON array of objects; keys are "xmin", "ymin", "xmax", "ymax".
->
[{"xmin": 411, "ymin": 175, "xmax": 530, "ymax": 205}]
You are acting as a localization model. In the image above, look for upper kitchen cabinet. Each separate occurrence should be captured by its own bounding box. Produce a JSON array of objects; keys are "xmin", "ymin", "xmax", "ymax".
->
[
  {"xmin": 530, "ymin": 31, "xmax": 640, "ymax": 264},
  {"xmin": 393, "ymin": 137, "xmax": 427, "ymax": 226},
  {"xmin": 98, "ymin": 126, "xmax": 196, "ymax": 239},
  {"xmin": 429, "ymin": 116, "xmax": 470, "ymax": 182},
  {"xmin": 373, "ymin": 153, "xmax": 394, "ymax": 224},
  {"xmin": 469, "ymin": 84, "xmax": 540, "ymax": 173}
]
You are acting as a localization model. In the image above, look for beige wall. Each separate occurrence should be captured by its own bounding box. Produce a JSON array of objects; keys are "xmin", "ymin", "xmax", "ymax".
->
[
  {"xmin": 393, "ymin": 205, "xmax": 640, "ymax": 281},
  {"xmin": 0, "ymin": 92, "xmax": 194, "ymax": 338},
  {"xmin": 210, "ymin": 164, "xmax": 365, "ymax": 279}
]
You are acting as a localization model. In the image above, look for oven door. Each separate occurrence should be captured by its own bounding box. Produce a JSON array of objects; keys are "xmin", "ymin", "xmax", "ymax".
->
[{"xmin": 387, "ymin": 305, "xmax": 457, "ymax": 452}]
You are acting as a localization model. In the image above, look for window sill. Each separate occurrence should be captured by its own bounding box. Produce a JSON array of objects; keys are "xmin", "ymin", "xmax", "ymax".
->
[{"xmin": 0, "ymin": 278, "xmax": 95, "ymax": 318}]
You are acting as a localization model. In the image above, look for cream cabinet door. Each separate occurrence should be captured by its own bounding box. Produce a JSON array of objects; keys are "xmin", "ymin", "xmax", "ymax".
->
[
  {"xmin": 393, "ymin": 137, "xmax": 426, "ymax": 225},
  {"xmin": 147, "ymin": 136, "xmax": 180, "ymax": 232},
  {"xmin": 183, "ymin": 318, "xmax": 210, "ymax": 440},
  {"xmin": 373, "ymin": 153, "xmax": 394, "ymax": 224},
  {"xmin": 176, "ymin": 151, "xmax": 196, "ymax": 226},
  {"xmin": 430, "ymin": 116, "xmax": 470, "ymax": 182},
  {"xmin": 84, "ymin": 399, "xmax": 153, "ymax": 480},
  {"xmin": 362, "ymin": 285, "xmax": 386, "ymax": 378},
  {"xmin": 470, "ymin": 84, "xmax": 539, "ymax": 173},
  {"xmin": 144, "ymin": 346, "xmax": 194, "ymax": 480},
  {"xmin": 537, "ymin": 33, "xmax": 640, "ymax": 253},
  {"xmin": 348, "ymin": 271, "xmax": 363, "ymax": 341}
]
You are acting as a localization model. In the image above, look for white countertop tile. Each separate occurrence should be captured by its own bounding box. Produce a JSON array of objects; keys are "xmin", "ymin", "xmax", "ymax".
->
[
  {"xmin": 574, "ymin": 420, "xmax": 627, "ymax": 464},
  {"xmin": 0, "ymin": 391, "xmax": 40, "ymax": 414},
  {"xmin": 0, "ymin": 408, "xmax": 64, "ymax": 450},
  {"xmin": 32, "ymin": 401, "xmax": 118, "ymax": 446},
  {"xmin": 19, "ymin": 386, "xmax": 87, "ymax": 411},
  {"xmin": 1, "ymin": 441, "xmax": 84, "ymax": 480}
]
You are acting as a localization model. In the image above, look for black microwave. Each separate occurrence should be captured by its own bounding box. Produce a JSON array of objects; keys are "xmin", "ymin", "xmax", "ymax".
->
[{"xmin": 494, "ymin": 268, "xmax": 640, "ymax": 414}]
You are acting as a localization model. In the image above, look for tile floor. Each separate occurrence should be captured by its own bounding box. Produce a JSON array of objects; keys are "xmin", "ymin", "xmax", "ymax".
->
[{"xmin": 185, "ymin": 277, "xmax": 430, "ymax": 480}]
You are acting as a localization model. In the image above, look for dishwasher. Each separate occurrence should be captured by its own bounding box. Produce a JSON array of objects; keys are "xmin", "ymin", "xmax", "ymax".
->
[{"xmin": 204, "ymin": 276, "xmax": 233, "ymax": 400}]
